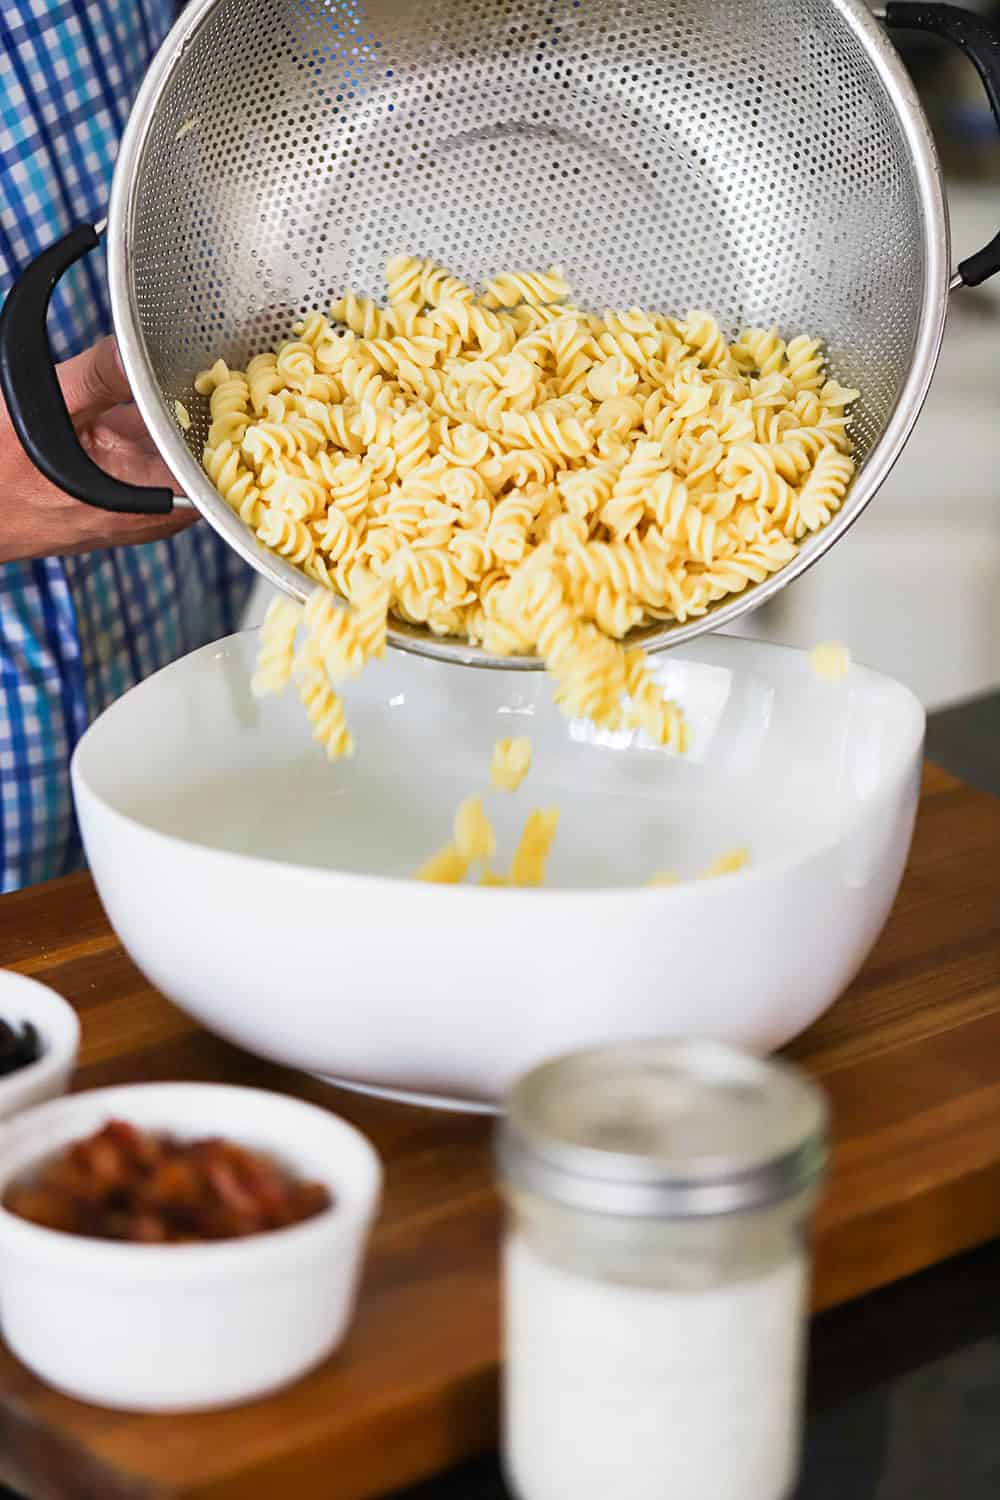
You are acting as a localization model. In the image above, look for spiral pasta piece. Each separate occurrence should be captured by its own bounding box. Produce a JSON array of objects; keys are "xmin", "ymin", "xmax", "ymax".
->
[
  {"xmin": 314, "ymin": 505, "xmax": 360, "ymax": 567},
  {"xmin": 330, "ymin": 293, "xmax": 394, "ymax": 340},
  {"xmin": 679, "ymin": 312, "xmax": 733, "ymax": 372},
  {"xmin": 573, "ymin": 580, "xmax": 645, "ymax": 639},
  {"xmin": 256, "ymin": 508, "xmax": 314, "ymax": 565},
  {"xmin": 491, "ymin": 737, "xmax": 532, "ymax": 792},
  {"xmin": 302, "ymin": 589, "xmax": 366, "ymax": 684},
  {"xmin": 420, "ymin": 262, "xmax": 475, "ymax": 307},
  {"xmin": 414, "ymin": 844, "xmax": 469, "ymax": 884},
  {"xmin": 391, "ymin": 407, "xmax": 432, "ymax": 479},
  {"xmin": 783, "ymin": 335, "xmax": 825, "ymax": 393},
  {"xmin": 487, "ymin": 488, "xmax": 547, "ymax": 564},
  {"xmin": 501, "ymin": 408, "xmax": 592, "ymax": 459},
  {"xmin": 453, "ymin": 797, "xmax": 496, "ymax": 863},
  {"xmin": 510, "ymin": 808, "xmax": 560, "ymax": 887},
  {"xmin": 480, "ymin": 267, "xmax": 569, "ymax": 310},
  {"xmin": 276, "ymin": 341, "xmax": 317, "ymax": 390},
  {"xmin": 203, "ymin": 441, "xmax": 263, "ymax": 528},
  {"xmin": 622, "ymin": 650, "xmax": 688, "ymax": 752},
  {"xmin": 794, "ymin": 448, "xmax": 855, "ymax": 534},
  {"xmin": 207, "ymin": 372, "xmax": 251, "ymax": 447},
  {"xmin": 734, "ymin": 327, "xmax": 786, "ymax": 377},
  {"xmin": 294, "ymin": 641, "xmax": 353, "ymax": 760},
  {"xmin": 347, "ymin": 568, "xmax": 391, "ymax": 660},
  {"xmin": 251, "ymin": 596, "xmax": 303, "ymax": 698},
  {"xmin": 601, "ymin": 441, "xmax": 667, "ymax": 540},
  {"xmin": 385, "ymin": 254, "xmax": 424, "ymax": 305}
]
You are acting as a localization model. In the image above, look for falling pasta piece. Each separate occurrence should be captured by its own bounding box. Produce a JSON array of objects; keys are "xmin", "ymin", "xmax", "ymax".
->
[
  {"xmin": 295, "ymin": 642, "xmax": 353, "ymax": 760},
  {"xmin": 701, "ymin": 847, "xmax": 749, "ymax": 879},
  {"xmin": 174, "ymin": 399, "xmax": 191, "ymax": 431},
  {"xmin": 491, "ymin": 737, "xmax": 533, "ymax": 792},
  {"xmin": 304, "ymin": 575, "xmax": 389, "ymax": 686},
  {"xmin": 623, "ymin": 650, "xmax": 688, "ymax": 752},
  {"xmin": 809, "ymin": 641, "xmax": 851, "ymax": 682},
  {"xmin": 648, "ymin": 872, "xmax": 678, "ymax": 888},
  {"xmin": 454, "ymin": 796, "xmax": 496, "ymax": 863},
  {"xmin": 252, "ymin": 595, "xmax": 303, "ymax": 698},
  {"xmin": 415, "ymin": 844, "xmax": 469, "ymax": 884},
  {"xmin": 510, "ymin": 808, "xmax": 560, "ymax": 887}
]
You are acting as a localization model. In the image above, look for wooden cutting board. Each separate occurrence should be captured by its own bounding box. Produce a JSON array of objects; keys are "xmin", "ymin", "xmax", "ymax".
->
[{"xmin": 1, "ymin": 763, "xmax": 1000, "ymax": 1500}]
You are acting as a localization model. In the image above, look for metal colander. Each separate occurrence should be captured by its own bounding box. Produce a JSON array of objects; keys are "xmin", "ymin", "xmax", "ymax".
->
[{"xmin": 13, "ymin": 0, "xmax": 1000, "ymax": 666}]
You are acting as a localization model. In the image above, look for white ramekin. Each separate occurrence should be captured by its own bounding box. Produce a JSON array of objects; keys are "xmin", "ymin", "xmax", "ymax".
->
[
  {"xmin": 0, "ymin": 1081, "xmax": 381, "ymax": 1411},
  {"xmin": 0, "ymin": 971, "xmax": 80, "ymax": 1122}
]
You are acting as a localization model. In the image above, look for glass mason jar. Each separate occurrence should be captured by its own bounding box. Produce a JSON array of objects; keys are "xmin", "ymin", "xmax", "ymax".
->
[{"xmin": 496, "ymin": 1040, "xmax": 828, "ymax": 1500}]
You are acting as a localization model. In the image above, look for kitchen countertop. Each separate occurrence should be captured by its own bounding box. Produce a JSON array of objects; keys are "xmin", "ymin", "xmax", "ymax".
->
[
  {"xmin": 2, "ymin": 692, "xmax": 1000, "ymax": 1500},
  {"xmin": 381, "ymin": 691, "xmax": 1000, "ymax": 1500}
]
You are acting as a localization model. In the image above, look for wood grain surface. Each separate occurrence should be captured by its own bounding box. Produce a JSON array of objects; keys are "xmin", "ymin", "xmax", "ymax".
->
[{"xmin": 1, "ymin": 763, "xmax": 999, "ymax": 1500}]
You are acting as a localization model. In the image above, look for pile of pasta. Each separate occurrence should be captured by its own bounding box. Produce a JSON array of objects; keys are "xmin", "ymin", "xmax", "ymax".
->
[{"xmin": 196, "ymin": 256, "xmax": 858, "ymax": 758}]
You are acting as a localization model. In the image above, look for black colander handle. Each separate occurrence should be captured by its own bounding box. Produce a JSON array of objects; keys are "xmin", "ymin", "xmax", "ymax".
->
[
  {"xmin": 0, "ymin": 224, "xmax": 174, "ymax": 515},
  {"xmin": 883, "ymin": 3, "xmax": 1000, "ymax": 288}
]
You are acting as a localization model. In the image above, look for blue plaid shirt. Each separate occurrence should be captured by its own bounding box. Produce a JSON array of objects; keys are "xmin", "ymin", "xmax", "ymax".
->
[{"xmin": 0, "ymin": 0, "xmax": 253, "ymax": 893}]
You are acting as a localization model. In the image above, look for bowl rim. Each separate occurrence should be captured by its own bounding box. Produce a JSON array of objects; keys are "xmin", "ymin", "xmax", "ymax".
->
[
  {"xmin": 0, "ymin": 1081, "xmax": 382, "ymax": 1275},
  {"xmin": 71, "ymin": 632, "xmax": 927, "ymax": 899},
  {"xmin": 0, "ymin": 972, "xmax": 81, "ymax": 1111}
]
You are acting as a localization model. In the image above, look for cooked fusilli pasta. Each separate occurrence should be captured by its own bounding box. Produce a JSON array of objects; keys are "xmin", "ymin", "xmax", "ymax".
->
[
  {"xmin": 248, "ymin": 576, "xmax": 389, "ymax": 759},
  {"xmin": 252, "ymin": 595, "xmax": 302, "ymax": 698},
  {"xmin": 701, "ymin": 847, "xmax": 749, "ymax": 879},
  {"xmin": 454, "ymin": 796, "xmax": 496, "ymax": 864},
  {"xmin": 809, "ymin": 641, "xmax": 851, "ymax": 682},
  {"xmin": 491, "ymin": 737, "xmax": 533, "ymax": 792},
  {"xmin": 412, "ymin": 745, "xmax": 753, "ymax": 891},
  {"xmin": 199, "ymin": 257, "xmax": 860, "ymax": 757},
  {"xmin": 415, "ymin": 843, "xmax": 469, "ymax": 884},
  {"xmin": 294, "ymin": 640, "xmax": 353, "ymax": 761},
  {"xmin": 510, "ymin": 808, "xmax": 560, "ymax": 887}
]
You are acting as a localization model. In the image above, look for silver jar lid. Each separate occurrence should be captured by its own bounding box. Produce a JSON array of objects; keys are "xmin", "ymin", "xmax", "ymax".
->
[{"xmin": 497, "ymin": 1039, "xmax": 828, "ymax": 1218}]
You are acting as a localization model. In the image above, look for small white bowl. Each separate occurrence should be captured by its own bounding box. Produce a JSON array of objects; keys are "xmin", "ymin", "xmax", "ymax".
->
[
  {"xmin": 0, "ymin": 1082, "xmax": 381, "ymax": 1411},
  {"xmin": 0, "ymin": 971, "xmax": 80, "ymax": 1122}
]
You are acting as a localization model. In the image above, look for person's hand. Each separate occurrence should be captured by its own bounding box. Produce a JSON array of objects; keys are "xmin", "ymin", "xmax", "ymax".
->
[{"xmin": 0, "ymin": 335, "xmax": 197, "ymax": 564}]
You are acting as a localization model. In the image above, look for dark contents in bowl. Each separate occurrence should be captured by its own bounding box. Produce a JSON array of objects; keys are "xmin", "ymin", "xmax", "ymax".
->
[
  {"xmin": 3, "ymin": 1120, "xmax": 332, "ymax": 1243},
  {"xmin": 0, "ymin": 1019, "xmax": 42, "ymax": 1078}
]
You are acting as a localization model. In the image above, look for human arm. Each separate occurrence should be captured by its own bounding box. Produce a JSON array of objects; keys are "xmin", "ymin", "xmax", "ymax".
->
[{"xmin": 0, "ymin": 335, "xmax": 196, "ymax": 564}]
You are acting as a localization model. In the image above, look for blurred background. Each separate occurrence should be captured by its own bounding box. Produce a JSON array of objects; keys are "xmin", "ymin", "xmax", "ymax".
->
[{"xmin": 731, "ymin": 0, "xmax": 1000, "ymax": 709}]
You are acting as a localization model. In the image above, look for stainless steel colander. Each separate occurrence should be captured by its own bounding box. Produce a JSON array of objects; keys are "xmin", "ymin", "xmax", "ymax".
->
[{"xmin": 4, "ymin": 0, "xmax": 1000, "ymax": 667}]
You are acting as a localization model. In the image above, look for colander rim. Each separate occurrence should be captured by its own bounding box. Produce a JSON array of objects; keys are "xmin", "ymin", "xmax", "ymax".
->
[{"xmin": 107, "ymin": 0, "xmax": 950, "ymax": 670}]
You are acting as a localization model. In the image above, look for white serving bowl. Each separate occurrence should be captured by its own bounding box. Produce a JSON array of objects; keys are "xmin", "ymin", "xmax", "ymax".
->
[
  {"xmin": 72, "ymin": 633, "xmax": 924, "ymax": 1109},
  {"xmin": 0, "ymin": 1082, "xmax": 381, "ymax": 1411},
  {"xmin": 0, "ymin": 972, "xmax": 80, "ymax": 1121}
]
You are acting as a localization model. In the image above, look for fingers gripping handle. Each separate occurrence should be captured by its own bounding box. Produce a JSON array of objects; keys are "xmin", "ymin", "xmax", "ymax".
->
[{"xmin": 0, "ymin": 225, "xmax": 173, "ymax": 515}]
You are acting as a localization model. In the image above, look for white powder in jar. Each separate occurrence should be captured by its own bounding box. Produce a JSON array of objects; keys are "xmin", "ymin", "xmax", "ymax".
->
[{"xmin": 504, "ymin": 1233, "xmax": 808, "ymax": 1500}]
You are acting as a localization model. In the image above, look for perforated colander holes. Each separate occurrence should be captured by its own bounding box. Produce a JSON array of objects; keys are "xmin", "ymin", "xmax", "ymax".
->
[{"xmin": 132, "ymin": 0, "xmax": 926, "ymax": 468}]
